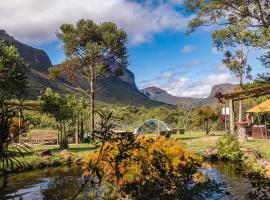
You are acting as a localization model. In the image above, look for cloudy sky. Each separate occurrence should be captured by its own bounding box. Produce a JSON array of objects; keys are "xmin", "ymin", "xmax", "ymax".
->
[{"xmin": 0, "ymin": 0, "xmax": 267, "ymax": 97}]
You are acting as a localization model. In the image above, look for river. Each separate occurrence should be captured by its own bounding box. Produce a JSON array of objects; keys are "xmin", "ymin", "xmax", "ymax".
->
[{"xmin": 0, "ymin": 161, "xmax": 255, "ymax": 200}]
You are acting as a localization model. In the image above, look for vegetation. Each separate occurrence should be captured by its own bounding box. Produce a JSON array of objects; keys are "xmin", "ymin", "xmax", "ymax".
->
[
  {"xmin": 184, "ymin": 0, "xmax": 269, "ymax": 67},
  {"xmin": 81, "ymin": 112, "xmax": 220, "ymax": 200},
  {"xmin": 0, "ymin": 42, "xmax": 29, "ymax": 100},
  {"xmin": 49, "ymin": 19, "xmax": 128, "ymax": 138},
  {"xmin": 193, "ymin": 106, "xmax": 220, "ymax": 135},
  {"xmin": 40, "ymin": 88, "xmax": 88, "ymax": 149},
  {"xmin": 216, "ymin": 135, "xmax": 242, "ymax": 161},
  {"xmin": 0, "ymin": 43, "xmax": 30, "ymax": 188}
]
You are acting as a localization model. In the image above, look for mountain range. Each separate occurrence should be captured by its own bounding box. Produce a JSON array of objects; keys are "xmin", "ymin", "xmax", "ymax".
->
[
  {"xmin": 0, "ymin": 30, "xmax": 164, "ymax": 106},
  {"xmin": 141, "ymin": 84, "xmax": 237, "ymax": 107},
  {"xmin": 0, "ymin": 30, "xmax": 236, "ymax": 107}
]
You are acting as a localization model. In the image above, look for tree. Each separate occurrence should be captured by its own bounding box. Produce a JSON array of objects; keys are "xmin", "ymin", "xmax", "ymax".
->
[
  {"xmin": 0, "ymin": 42, "xmax": 29, "ymax": 100},
  {"xmin": 0, "ymin": 43, "xmax": 30, "ymax": 188},
  {"xmin": 212, "ymin": 25, "xmax": 254, "ymax": 121},
  {"xmin": 193, "ymin": 107, "xmax": 219, "ymax": 135},
  {"xmin": 40, "ymin": 88, "xmax": 78, "ymax": 149},
  {"xmin": 49, "ymin": 19, "xmax": 128, "ymax": 139},
  {"xmin": 184, "ymin": 0, "xmax": 270, "ymax": 68}
]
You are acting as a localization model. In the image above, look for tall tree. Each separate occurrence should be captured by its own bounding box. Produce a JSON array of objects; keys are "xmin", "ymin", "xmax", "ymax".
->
[
  {"xmin": 184, "ymin": 0, "xmax": 270, "ymax": 68},
  {"xmin": 49, "ymin": 19, "xmax": 128, "ymax": 139},
  {"xmin": 212, "ymin": 25, "xmax": 254, "ymax": 121}
]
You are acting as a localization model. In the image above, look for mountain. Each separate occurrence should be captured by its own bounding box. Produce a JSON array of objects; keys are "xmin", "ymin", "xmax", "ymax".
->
[
  {"xmin": 141, "ymin": 83, "xmax": 237, "ymax": 107},
  {"xmin": 140, "ymin": 87, "xmax": 202, "ymax": 107},
  {"xmin": 0, "ymin": 30, "xmax": 164, "ymax": 107}
]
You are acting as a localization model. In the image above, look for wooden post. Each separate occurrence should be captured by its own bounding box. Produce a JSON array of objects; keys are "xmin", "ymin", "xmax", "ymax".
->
[{"xmin": 229, "ymin": 99, "xmax": 235, "ymax": 134}]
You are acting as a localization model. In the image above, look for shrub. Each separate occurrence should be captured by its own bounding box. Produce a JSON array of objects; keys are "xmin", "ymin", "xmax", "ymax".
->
[
  {"xmin": 216, "ymin": 135, "xmax": 242, "ymax": 161},
  {"xmin": 59, "ymin": 139, "xmax": 68, "ymax": 150},
  {"xmin": 83, "ymin": 135, "xmax": 219, "ymax": 199}
]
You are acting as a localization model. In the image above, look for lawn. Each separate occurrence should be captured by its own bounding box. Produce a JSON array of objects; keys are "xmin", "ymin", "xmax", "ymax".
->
[
  {"xmin": 175, "ymin": 132, "xmax": 270, "ymax": 159},
  {"xmin": 7, "ymin": 132, "xmax": 270, "ymax": 172},
  {"xmin": 32, "ymin": 143, "xmax": 95, "ymax": 157},
  {"xmin": 241, "ymin": 139, "xmax": 270, "ymax": 159}
]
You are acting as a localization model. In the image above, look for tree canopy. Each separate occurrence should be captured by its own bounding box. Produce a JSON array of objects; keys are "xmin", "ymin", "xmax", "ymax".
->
[
  {"xmin": 0, "ymin": 42, "xmax": 29, "ymax": 100},
  {"xmin": 185, "ymin": 0, "xmax": 270, "ymax": 68},
  {"xmin": 49, "ymin": 19, "xmax": 128, "ymax": 137}
]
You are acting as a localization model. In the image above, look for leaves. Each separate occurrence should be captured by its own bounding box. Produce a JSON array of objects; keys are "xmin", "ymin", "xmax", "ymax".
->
[
  {"xmin": 0, "ymin": 42, "xmax": 29, "ymax": 100},
  {"xmin": 82, "ymin": 110, "xmax": 219, "ymax": 199},
  {"xmin": 50, "ymin": 19, "xmax": 128, "ymax": 82}
]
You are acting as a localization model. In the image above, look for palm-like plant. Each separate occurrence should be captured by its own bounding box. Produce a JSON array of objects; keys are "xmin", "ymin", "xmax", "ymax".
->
[{"xmin": 0, "ymin": 100, "xmax": 31, "ymax": 188}]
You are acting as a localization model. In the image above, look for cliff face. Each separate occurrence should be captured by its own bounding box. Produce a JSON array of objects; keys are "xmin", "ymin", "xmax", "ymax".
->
[
  {"xmin": 0, "ymin": 30, "xmax": 162, "ymax": 106},
  {"xmin": 0, "ymin": 30, "xmax": 52, "ymax": 71}
]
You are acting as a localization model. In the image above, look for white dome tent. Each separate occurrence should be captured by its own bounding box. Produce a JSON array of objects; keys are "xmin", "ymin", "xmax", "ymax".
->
[{"xmin": 134, "ymin": 119, "xmax": 172, "ymax": 135}]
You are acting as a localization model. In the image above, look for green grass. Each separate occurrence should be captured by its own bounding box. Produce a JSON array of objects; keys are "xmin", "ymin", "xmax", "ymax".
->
[
  {"xmin": 32, "ymin": 143, "xmax": 95, "ymax": 157},
  {"xmin": 172, "ymin": 131, "xmax": 207, "ymax": 140},
  {"xmin": 241, "ymin": 140, "xmax": 270, "ymax": 159},
  {"xmin": 174, "ymin": 132, "xmax": 270, "ymax": 159},
  {"xmin": 6, "ymin": 131, "xmax": 270, "ymax": 173}
]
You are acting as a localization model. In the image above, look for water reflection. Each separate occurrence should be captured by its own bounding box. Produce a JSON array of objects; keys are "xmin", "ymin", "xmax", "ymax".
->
[{"xmin": 1, "ymin": 162, "xmax": 254, "ymax": 200}]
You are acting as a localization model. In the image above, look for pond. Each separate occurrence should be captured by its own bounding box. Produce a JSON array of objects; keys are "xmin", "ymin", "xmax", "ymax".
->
[{"xmin": 0, "ymin": 161, "xmax": 255, "ymax": 200}]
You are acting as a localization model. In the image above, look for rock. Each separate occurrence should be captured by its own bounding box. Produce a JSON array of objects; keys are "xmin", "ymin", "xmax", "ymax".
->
[
  {"xmin": 205, "ymin": 146, "xmax": 218, "ymax": 159},
  {"xmin": 36, "ymin": 150, "xmax": 52, "ymax": 157},
  {"xmin": 60, "ymin": 149, "xmax": 72, "ymax": 162}
]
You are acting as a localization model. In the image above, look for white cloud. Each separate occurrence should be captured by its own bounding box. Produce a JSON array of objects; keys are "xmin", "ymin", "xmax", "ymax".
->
[
  {"xmin": 139, "ymin": 70, "xmax": 238, "ymax": 98},
  {"xmin": 179, "ymin": 73, "xmax": 238, "ymax": 97},
  {"xmin": 181, "ymin": 45, "xmax": 196, "ymax": 53},
  {"xmin": 0, "ymin": 0, "xmax": 189, "ymax": 45}
]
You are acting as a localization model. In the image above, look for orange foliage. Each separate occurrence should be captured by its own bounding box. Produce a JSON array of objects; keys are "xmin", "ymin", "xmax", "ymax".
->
[{"xmin": 83, "ymin": 135, "xmax": 206, "ymax": 189}]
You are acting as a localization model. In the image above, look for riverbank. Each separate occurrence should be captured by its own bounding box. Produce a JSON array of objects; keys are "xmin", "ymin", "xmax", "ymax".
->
[
  {"xmin": 4, "ymin": 132, "xmax": 270, "ymax": 175},
  {"xmin": 2, "ymin": 144, "xmax": 95, "ymax": 173}
]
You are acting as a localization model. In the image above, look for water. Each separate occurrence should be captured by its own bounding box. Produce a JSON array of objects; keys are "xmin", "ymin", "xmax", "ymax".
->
[{"xmin": 0, "ymin": 162, "xmax": 254, "ymax": 200}]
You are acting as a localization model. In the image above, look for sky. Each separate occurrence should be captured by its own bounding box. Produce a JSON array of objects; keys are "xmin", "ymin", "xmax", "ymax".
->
[{"xmin": 0, "ymin": 0, "xmax": 268, "ymax": 98}]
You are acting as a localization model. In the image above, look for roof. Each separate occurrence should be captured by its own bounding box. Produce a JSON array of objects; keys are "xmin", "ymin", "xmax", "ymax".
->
[
  {"xmin": 247, "ymin": 99, "xmax": 270, "ymax": 113},
  {"xmin": 217, "ymin": 84, "xmax": 270, "ymax": 102}
]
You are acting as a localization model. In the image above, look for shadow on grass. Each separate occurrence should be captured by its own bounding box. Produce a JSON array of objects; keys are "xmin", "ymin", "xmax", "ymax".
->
[
  {"xmin": 11, "ymin": 145, "xmax": 96, "ymax": 157},
  {"xmin": 176, "ymin": 137, "xmax": 204, "ymax": 141},
  {"xmin": 68, "ymin": 146, "xmax": 96, "ymax": 152}
]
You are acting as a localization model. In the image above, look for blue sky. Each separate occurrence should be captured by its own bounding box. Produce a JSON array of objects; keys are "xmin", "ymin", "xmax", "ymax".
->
[{"xmin": 0, "ymin": 0, "xmax": 267, "ymax": 97}]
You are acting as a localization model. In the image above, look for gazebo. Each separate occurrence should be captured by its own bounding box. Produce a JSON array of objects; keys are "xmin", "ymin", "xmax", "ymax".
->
[
  {"xmin": 246, "ymin": 99, "xmax": 270, "ymax": 139},
  {"xmin": 217, "ymin": 84, "xmax": 270, "ymax": 136}
]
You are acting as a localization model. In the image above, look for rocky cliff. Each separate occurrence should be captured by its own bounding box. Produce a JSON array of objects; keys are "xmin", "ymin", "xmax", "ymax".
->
[{"xmin": 0, "ymin": 30, "xmax": 162, "ymax": 106}]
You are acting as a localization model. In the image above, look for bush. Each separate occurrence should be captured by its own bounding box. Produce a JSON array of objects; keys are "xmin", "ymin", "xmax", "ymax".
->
[
  {"xmin": 59, "ymin": 139, "xmax": 68, "ymax": 150},
  {"xmin": 83, "ymin": 135, "xmax": 219, "ymax": 199},
  {"xmin": 216, "ymin": 135, "xmax": 242, "ymax": 161}
]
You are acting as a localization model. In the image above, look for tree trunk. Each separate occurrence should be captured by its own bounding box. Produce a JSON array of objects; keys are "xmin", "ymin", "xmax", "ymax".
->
[
  {"xmin": 89, "ymin": 67, "xmax": 95, "ymax": 140},
  {"xmin": 80, "ymin": 118, "xmax": 84, "ymax": 142},
  {"xmin": 76, "ymin": 117, "xmax": 79, "ymax": 144},
  {"xmin": 239, "ymin": 42, "xmax": 244, "ymax": 122}
]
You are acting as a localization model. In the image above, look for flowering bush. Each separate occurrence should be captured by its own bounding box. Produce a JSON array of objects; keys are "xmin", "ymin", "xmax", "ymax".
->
[{"xmin": 83, "ymin": 134, "xmax": 219, "ymax": 199}]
